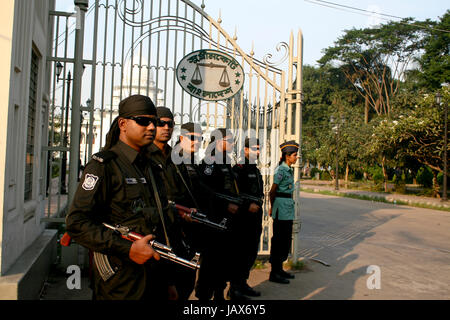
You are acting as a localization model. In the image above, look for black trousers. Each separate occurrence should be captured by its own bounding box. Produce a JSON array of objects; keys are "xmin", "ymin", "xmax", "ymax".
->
[
  {"xmin": 194, "ymin": 232, "xmax": 229, "ymax": 300},
  {"xmin": 229, "ymin": 209, "xmax": 263, "ymax": 286},
  {"xmin": 269, "ymin": 219, "xmax": 293, "ymax": 272},
  {"xmin": 174, "ymin": 265, "xmax": 197, "ymax": 301}
]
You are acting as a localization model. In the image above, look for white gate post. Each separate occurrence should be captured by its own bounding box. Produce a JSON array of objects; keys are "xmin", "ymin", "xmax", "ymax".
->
[
  {"xmin": 292, "ymin": 29, "xmax": 303, "ymax": 263},
  {"xmin": 68, "ymin": 0, "xmax": 88, "ymax": 204}
]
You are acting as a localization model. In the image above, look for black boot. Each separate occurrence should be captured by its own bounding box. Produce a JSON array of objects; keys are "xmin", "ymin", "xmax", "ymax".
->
[
  {"xmin": 269, "ymin": 271, "xmax": 290, "ymax": 284},
  {"xmin": 227, "ymin": 285, "xmax": 251, "ymax": 301},
  {"xmin": 239, "ymin": 282, "xmax": 261, "ymax": 297},
  {"xmin": 213, "ymin": 288, "xmax": 225, "ymax": 301},
  {"xmin": 279, "ymin": 270, "xmax": 295, "ymax": 279}
]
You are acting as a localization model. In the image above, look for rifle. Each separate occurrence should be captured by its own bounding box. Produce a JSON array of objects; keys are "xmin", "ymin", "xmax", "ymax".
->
[
  {"xmin": 102, "ymin": 223, "xmax": 200, "ymax": 270},
  {"xmin": 60, "ymin": 224, "xmax": 200, "ymax": 272},
  {"xmin": 169, "ymin": 201, "xmax": 228, "ymax": 231},
  {"xmin": 239, "ymin": 193, "xmax": 264, "ymax": 206},
  {"xmin": 215, "ymin": 192, "xmax": 264, "ymax": 207}
]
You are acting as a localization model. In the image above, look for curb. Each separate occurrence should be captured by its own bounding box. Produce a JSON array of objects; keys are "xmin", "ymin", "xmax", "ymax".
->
[{"xmin": 300, "ymin": 187, "xmax": 450, "ymax": 212}]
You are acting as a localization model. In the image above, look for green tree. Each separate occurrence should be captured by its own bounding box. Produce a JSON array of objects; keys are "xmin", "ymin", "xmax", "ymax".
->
[
  {"xmin": 368, "ymin": 88, "xmax": 450, "ymax": 196},
  {"xmin": 417, "ymin": 11, "xmax": 450, "ymax": 90},
  {"xmin": 319, "ymin": 19, "xmax": 428, "ymax": 117}
]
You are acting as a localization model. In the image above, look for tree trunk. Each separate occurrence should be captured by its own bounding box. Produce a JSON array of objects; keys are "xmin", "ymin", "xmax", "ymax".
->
[
  {"xmin": 382, "ymin": 156, "xmax": 388, "ymax": 192},
  {"xmin": 365, "ymin": 95, "xmax": 369, "ymax": 124},
  {"xmin": 345, "ymin": 162, "xmax": 349, "ymax": 188},
  {"xmin": 432, "ymin": 170, "xmax": 440, "ymax": 198}
]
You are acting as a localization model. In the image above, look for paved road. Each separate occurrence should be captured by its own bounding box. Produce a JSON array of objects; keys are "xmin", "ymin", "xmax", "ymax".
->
[{"xmin": 248, "ymin": 192, "xmax": 450, "ymax": 300}]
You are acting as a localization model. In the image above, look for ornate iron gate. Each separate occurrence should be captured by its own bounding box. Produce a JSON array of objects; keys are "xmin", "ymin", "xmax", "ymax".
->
[{"xmin": 46, "ymin": 0, "xmax": 303, "ymax": 256}]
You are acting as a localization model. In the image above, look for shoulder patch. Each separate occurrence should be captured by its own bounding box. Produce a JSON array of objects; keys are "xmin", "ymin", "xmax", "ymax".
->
[
  {"xmin": 82, "ymin": 173, "xmax": 99, "ymax": 191},
  {"xmin": 276, "ymin": 172, "xmax": 284, "ymax": 181},
  {"xmin": 204, "ymin": 165, "xmax": 213, "ymax": 176},
  {"xmin": 92, "ymin": 150, "xmax": 117, "ymax": 163}
]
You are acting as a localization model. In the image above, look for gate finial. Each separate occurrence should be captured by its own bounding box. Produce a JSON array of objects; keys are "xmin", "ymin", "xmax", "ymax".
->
[{"xmin": 218, "ymin": 9, "xmax": 222, "ymax": 24}]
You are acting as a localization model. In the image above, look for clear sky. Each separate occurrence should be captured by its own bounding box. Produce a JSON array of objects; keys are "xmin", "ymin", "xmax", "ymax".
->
[
  {"xmin": 190, "ymin": 0, "xmax": 449, "ymax": 66},
  {"xmin": 56, "ymin": 0, "xmax": 449, "ymax": 67}
]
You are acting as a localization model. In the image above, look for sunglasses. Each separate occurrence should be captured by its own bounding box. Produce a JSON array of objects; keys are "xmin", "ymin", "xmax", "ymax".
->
[
  {"xmin": 157, "ymin": 119, "xmax": 175, "ymax": 128},
  {"xmin": 127, "ymin": 116, "xmax": 157, "ymax": 127},
  {"xmin": 249, "ymin": 146, "xmax": 260, "ymax": 151},
  {"xmin": 183, "ymin": 134, "xmax": 203, "ymax": 142}
]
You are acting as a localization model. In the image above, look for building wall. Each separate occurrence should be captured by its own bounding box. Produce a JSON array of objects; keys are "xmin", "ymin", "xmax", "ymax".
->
[{"xmin": 0, "ymin": 0, "xmax": 55, "ymax": 275}]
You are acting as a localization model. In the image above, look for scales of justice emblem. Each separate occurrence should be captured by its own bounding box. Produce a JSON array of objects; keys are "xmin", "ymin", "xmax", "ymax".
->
[{"xmin": 176, "ymin": 49, "xmax": 245, "ymax": 101}]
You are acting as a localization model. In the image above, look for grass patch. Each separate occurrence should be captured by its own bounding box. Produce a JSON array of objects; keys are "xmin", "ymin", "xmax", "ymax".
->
[
  {"xmin": 252, "ymin": 259, "xmax": 267, "ymax": 269},
  {"xmin": 300, "ymin": 187, "xmax": 450, "ymax": 212},
  {"xmin": 285, "ymin": 259, "xmax": 306, "ymax": 271}
]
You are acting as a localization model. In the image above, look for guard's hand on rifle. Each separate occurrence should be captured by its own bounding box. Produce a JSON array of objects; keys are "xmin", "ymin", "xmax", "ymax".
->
[
  {"xmin": 178, "ymin": 208, "xmax": 195, "ymax": 223},
  {"xmin": 248, "ymin": 203, "xmax": 261, "ymax": 213},
  {"xmin": 129, "ymin": 234, "xmax": 160, "ymax": 264},
  {"xmin": 227, "ymin": 203, "xmax": 239, "ymax": 215}
]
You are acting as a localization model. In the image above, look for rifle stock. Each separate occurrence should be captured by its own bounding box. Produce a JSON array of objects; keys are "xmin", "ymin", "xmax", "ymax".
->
[
  {"xmin": 169, "ymin": 201, "xmax": 228, "ymax": 231},
  {"xmin": 60, "ymin": 223, "xmax": 200, "ymax": 270}
]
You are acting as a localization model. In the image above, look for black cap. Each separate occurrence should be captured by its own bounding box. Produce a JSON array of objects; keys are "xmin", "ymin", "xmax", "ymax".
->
[
  {"xmin": 280, "ymin": 140, "xmax": 299, "ymax": 153},
  {"xmin": 245, "ymin": 137, "xmax": 260, "ymax": 148},
  {"xmin": 181, "ymin": 122, "xmax": 203, "ymax": 134},
  {"xmin": 209, "ymin": 128, "xmax": 233, "ymax": 144},
  {"xmin": 156, "ymin": 107, "xmax": 174, "ymax": 120},
  {"xmin": 119, "ymin": 95, "xmax": 156, "ymax": 118}
]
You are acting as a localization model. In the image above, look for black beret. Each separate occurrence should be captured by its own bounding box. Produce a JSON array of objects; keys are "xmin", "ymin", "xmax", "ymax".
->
[
  {"xmin": 119, "ymin": 95, "xmax": 156, "ymax": 117},
  {"xmin": 156, "ymin": 107, "xmax": 174, "ymax": 120},
  {"xmin": 209, "ymin": 128, "xmax": 233, "ymax": 144},
  {"xmin": 181, "ymin": 122, "xmax": 203, "ymax": 134},
  {"xmin": 280, "ymin": 140, "xmax": 299, "ymax": 153}
]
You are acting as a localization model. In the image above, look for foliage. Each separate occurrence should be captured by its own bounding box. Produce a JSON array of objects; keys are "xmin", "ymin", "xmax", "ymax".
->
[
  {"xmin": 320, "ymin": 171, "xmax": 332, "ymax": 181},
  {"xmin": 301, "ymin": 11, "xmax": 448, "ymax": 198},
  {"xmin": 367, "ymin": 166, "xmax": 384, "ymax": 183},
  {"xmin": 369, "ymin": 88, "xmax": 449, "ymax": 175},
  {"xmin": 417, "ymin": 11, "xmax": 450, "ymax": 90},
  {"xmin": 310, "ymin": 167, "xmax": 321, "ymax": 179},
  {"xmin": 416, "ymin": 166, "xmax": 434, "ymax": 188},
  {"xmin": 319, "ymin": 19, "xmax": 429, "ymax": 116}
]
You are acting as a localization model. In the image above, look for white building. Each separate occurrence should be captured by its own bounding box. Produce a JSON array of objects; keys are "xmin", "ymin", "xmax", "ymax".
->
[
  {"xmin": 0, "ymin": 0, "xmax": 57, "ymax": 299},
  {"xmin": 80, "ymin": 63, "xmax": 164, "ymax": 161}
]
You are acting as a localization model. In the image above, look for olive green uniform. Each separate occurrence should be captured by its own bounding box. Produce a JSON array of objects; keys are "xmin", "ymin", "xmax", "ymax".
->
[{"xmin": 66, "ymin": 140, "xmax": 176, "ymax": 300}]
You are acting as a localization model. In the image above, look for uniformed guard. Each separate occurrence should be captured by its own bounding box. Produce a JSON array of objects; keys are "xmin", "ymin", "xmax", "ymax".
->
[
  {"xmin": 66, "ymin": 95, "xmax": 177, "ymax": 300},
  {"xmin": 145, "ymin": 108, "xmax": 198, "ymax": 301},
  {"xmin": 172, "ymin": 122, "xmax": 211, "ymax": 252},
  {"xmin": 229, "ymin": 137, "xmax": 264, "ymax": 299},
  {"xmin": 195, "ymin": 128, "xmax": 239, "ymax": 301},
  {"xmin": 268, "ymin": 140, "xmax": 299, "ymax": 284}
]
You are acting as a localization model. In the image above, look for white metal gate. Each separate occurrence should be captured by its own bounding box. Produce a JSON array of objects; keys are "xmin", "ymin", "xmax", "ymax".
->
[{"xmin": 46, "ymin": 0, "xmax": 303, "ymax": 256}]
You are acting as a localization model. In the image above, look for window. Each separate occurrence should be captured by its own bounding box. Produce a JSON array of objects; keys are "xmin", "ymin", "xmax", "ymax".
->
[{"xmin": 24, "ymin": 49, "xmax": 39, "ymax": 201}]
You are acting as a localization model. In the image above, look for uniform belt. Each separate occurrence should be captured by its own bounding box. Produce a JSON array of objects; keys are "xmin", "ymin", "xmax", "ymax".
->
[{"xmin": 275, "ymin": 192, "xmax": 293, "ymax": 199}]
